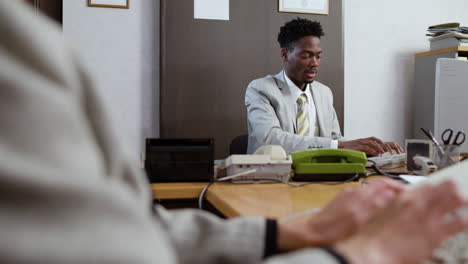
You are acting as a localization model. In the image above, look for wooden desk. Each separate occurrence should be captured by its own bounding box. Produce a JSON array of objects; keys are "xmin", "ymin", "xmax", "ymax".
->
[
  {"xmin": 152, "ymin": 182, "xmax": 207, "ymax": 200},
  {"xmin": 205, "ymin": 182, "xmax": 360, "ymax": 219},
  {"xmin": 152, "ymin": 181, "xmax": 361, "ymax": 219}
]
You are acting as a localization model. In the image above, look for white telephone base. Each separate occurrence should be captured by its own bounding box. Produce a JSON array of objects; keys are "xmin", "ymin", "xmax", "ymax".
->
[{"xmin": 215, "ymin": 145, "xmax": 292, "ymax": 183}]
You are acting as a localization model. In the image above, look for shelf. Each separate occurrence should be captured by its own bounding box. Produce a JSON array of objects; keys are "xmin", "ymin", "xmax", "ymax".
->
[{"xmin": 415, "ymin": 46, "xmax": 468, "ymax": 58}]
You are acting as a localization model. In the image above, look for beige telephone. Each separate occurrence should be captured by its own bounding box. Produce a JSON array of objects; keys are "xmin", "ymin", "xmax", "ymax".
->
[{"xmin": 215, "ymin": 145, "xmax": 292, "ymax": 183}]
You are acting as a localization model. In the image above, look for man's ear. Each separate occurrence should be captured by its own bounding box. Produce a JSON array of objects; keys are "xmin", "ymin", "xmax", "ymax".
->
[{"xmin": 280, "ymin": 48, "xmax": 288, "ymax": 61}]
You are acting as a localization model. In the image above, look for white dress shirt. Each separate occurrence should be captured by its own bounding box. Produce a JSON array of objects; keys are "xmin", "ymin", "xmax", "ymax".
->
[{"xmin": 284, "ymin": 72, "xmax": 338, "ymax": 149}]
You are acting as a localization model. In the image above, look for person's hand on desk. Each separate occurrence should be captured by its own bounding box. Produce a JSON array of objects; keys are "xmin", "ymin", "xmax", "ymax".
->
[
  {"xmin": 383, "ymin": 141, "xmax": 404, "ymax": 154},
  {"xmin": 338, "ymin": 137, "xmax": 403, "ymax": 156},
  {"xmin": 335, "ymin": 180, "xmax": 468, "ymax": 264},
  {"xmin": 276, "ymin": 179, "xmax": 404, "ymax": 252}
]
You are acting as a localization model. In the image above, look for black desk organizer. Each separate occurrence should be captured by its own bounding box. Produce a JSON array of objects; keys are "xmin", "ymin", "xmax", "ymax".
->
[{"xmin": 145, "ymin": 138, "xmax": 214, "ymax": 182}]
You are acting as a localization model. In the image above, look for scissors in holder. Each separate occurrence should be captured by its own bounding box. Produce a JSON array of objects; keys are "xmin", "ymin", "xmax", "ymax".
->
[{"xmin": 441, "ymin": 129, "xmax": 466, "ymax": 146}]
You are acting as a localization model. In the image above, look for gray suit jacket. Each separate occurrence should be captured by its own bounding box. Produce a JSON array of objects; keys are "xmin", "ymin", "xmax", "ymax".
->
[
  {"xmin": 0, "ymin": 2, "xmax": 339, "ymax": 263},
  {"xmin": 246, "ymin": 71, "xmax": 343, "ymax": 154}
]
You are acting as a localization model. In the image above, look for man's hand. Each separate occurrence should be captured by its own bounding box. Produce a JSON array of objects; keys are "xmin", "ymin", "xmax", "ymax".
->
[
  {"xmin": 384, "ymin": 141, "xmax": 404, "ymax": 154},
  {"xmin": 277, "ymin": 179, "xmax": 404, "ymax": 252},
  {"xmin": 335, "ymin": 180, "xmax": 468, "ymax": 264},
  {"xmin": 338, "ymin": 137, "xmax": 403, "ymax": 156}
]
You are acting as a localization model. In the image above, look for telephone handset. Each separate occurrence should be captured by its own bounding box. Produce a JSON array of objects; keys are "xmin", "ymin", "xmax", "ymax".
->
[
  {"xmin": 253, "ymin": 145, "xmax": 288, "ymax": 160},
  {"xmin": 291, "ymin": 149, "xmax": 367, "ymax": 181},
  {"xmin": 216, "ymin": 145, "xmax": 292, "ymax": 183},
  {"xmin": 292, "ymin": 149, "xmax": 367, "ymax": 164}
]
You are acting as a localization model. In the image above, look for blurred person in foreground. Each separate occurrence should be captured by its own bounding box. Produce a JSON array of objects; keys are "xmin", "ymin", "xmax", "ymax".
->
[{"xmin": 0, "ymin": 1, "xmax": 467, "ymax": 263}]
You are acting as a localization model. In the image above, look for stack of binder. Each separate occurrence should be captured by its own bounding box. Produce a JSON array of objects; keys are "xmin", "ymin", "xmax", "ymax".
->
[{"xmin": 427, "ymin": 23, "xmax": 468, "ymax": 51}]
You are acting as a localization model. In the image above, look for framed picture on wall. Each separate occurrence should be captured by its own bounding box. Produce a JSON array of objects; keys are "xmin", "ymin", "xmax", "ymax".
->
[
  {"xmin": 88, "ymin": 0, "xmax": 130, "ymax": 9},
  {"xmin": 278, "ymin": 0, "xmax": 328, "ymax": 15}
]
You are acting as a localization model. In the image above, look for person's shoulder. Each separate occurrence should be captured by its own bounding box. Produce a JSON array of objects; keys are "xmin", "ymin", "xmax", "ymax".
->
[
  {"xmin": 312, "ymin": 80, "xmax": 331, "ymax": 90},
  {"xmin": 247, "ymin": 74, "xmax": 279, "ymax": 91},
  {"xmin": 311, "ymin": 81, "xmax": 333, "ymax": 96}
]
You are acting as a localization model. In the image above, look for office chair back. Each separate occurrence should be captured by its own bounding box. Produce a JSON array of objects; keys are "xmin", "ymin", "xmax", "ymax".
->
[{"xmin": 229, "ymin": 134, "xmax": 248, "ymax": 155}]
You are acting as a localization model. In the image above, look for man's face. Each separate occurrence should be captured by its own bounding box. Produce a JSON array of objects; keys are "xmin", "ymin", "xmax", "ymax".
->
[{"xmin": 281, "ymin": 35, "xmax": 322, "ymax": 90}]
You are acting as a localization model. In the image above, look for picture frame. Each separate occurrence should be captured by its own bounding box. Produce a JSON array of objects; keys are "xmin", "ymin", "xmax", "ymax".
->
[
  {"xmin": 278, "ymin": 0, "xmax": 329, "ymax": 15},
  {"xmin": 88, "ymin": 0, "xmax": 130, "ymax": 9}
]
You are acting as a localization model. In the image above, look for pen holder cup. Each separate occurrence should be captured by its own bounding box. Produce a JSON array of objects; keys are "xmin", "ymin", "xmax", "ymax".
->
[{"xmin": 433, "ymin": 145, "xmax": 460, "ymax": 170}]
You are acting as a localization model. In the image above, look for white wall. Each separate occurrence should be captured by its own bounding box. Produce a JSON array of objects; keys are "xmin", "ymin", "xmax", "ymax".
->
[
  {"xmin": 63, "ymin": 0, "xmax": 159, "ymax": 156},
  {"xmin": 344, "ymin": 0, "xmax": 468, "ymax": 145}
]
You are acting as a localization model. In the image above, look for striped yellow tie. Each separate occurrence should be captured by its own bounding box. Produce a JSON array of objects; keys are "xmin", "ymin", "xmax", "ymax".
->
[{"xmin": 296, "ymin": 93, "xmax": 309, "ymax": 136}]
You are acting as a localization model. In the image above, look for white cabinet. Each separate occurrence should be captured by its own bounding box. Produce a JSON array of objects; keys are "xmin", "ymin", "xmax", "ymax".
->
[
  {"xmin": 434, "ymin": 59, "xmax": 468, "ymax": 152},
  {"xmin": 413, "ymin": 52, "xmax": 468, "ymax": 152}
]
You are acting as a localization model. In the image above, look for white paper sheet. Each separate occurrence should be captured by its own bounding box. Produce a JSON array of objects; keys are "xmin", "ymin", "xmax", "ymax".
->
[
  {"xmin": 400, "ymin": 175, "xmax": 429, "ymax": 185},
  {"xmin": 89, "ymin": 0, "xmax": 127, "ymax": 6},
  {"xmin": 280, "ymin": 0, "xmax": 327, "ymax": 13},
  {"xmin": 194, "ymin": 0, "xmax": 229, "ymax": 21}
]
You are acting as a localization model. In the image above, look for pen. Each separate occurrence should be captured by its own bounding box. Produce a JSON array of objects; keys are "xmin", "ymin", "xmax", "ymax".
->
[{"xmin": 420, "ymin": 128, "xmax": 444, "ymax": 155}]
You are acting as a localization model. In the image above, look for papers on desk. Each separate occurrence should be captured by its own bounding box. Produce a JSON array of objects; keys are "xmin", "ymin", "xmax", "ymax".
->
[{"xmin": 399, "ymin": 175, "xmax": 428, "ymax": 185}]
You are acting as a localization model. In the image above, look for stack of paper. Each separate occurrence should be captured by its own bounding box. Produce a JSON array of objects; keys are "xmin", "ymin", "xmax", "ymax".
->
[
  {"xmin": 427, "ymin": 23, "xmax": 468, "ymax": 37},
  {"xmin": 430, "ymin": 36, "xmax": 468, "ymax": 50},
  {"xmin": 427, "ymin": 23, "xmax": 468, "ymax": 50}
]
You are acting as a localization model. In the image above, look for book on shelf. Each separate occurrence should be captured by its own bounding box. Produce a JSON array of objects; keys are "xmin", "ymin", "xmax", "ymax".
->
[{"xmin": 430, "ymin": 37, "xmax": 468, "ymax": 51}]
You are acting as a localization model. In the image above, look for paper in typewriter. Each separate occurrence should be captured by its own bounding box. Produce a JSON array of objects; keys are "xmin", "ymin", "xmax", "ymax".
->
[{"xmin": 413, "ymin": 160, "xmax": 468, "ymax": 263}]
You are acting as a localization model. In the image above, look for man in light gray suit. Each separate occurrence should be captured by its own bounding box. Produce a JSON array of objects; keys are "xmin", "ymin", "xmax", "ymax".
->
[
  {"xmin": 1, "ymin": 2, "xmax": 467, "ymax": 264},
  {"xmin": 246, "ymin": 18, "xmax": 403, "ymax": 155}
]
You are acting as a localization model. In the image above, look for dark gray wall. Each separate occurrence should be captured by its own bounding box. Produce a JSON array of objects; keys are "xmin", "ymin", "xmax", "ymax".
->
[{"xmin": 161, "ymin": 0, "xmax": 343, "ymax": 158}]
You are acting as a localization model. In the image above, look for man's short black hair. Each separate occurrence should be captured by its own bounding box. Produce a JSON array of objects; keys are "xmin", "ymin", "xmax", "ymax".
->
[{"xmin": 277, "ymin": 18, "xmax": 324, "ymax": 50}]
